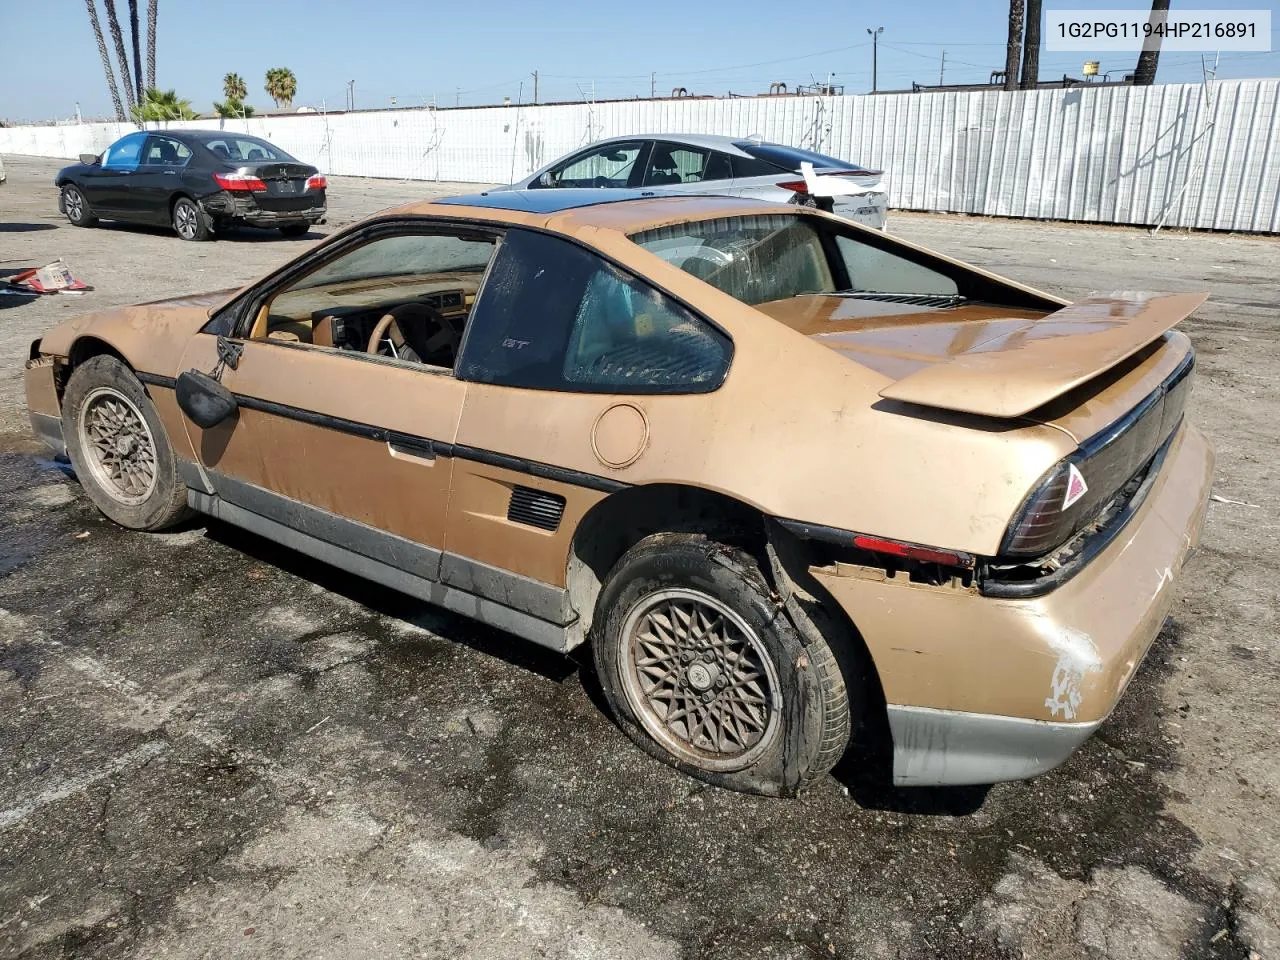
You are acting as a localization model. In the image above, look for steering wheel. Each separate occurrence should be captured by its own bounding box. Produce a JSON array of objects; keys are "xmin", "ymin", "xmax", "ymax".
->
[{"xmin": 366, "ymin": 302, "xmax": 461, "ymax": 366}]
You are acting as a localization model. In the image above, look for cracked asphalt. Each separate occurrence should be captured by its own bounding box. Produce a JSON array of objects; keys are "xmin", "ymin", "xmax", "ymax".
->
[{"xmin": 1, "ymin": 155, "xmax": 1278, "ymax": 959}]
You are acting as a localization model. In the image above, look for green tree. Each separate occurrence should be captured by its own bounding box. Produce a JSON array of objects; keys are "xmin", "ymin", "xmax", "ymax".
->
[
  {"xmin": 223, "ymin": 72, "xmax": 247, "ymax": 102},
  {"xmin": 213, "ymin": 98, "xmax": 254, "ymax": 119},
  {"xmin": 132, "ymin": 87, "xmax": 199, "ymax": 122},
  {"xmin": 264, "ymin": 67, "xmax": 297, "ymax": 110}
]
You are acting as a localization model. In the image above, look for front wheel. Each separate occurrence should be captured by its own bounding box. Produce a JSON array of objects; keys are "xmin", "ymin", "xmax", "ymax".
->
[
  {"xmin": 62, "ymin": 184, "xmax": 97, "ymax": 227},
  {"xmin": 592, "ymin": 533, "xmax": 850, "ymax": 796},
  {"xmin": 172, "ymin": 196, "xmax": 212, "ymax": 241},
  {"xmin": 62, "ymin": 355, "xmax": 191, "ymax": 530}
]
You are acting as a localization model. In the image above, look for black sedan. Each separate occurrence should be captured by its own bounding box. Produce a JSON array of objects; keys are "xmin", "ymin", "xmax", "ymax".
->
[{"xmin": 55, "ymin": 130, "xmax": 327, "ymax": 241}]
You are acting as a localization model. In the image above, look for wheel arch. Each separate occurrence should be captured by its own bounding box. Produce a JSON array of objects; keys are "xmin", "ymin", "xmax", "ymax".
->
[
  {"xmin": 566, "ymin": 481, "xmax": 891, "ymax": 778},
  {"xmin": 59, "ymin": 337, "xmax": 135, "ymax": 398}
]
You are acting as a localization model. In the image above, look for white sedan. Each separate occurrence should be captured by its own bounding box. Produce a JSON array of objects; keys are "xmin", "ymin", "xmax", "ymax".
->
[{"xmin": 499, "ymin": 134, "xmax": 888, "ymax": 230}]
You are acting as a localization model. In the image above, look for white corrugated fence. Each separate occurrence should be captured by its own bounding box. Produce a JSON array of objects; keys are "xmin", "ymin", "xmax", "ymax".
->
[{"xmin": 2, "ymin": 79, "xmax": 1278, "ymax": 232}]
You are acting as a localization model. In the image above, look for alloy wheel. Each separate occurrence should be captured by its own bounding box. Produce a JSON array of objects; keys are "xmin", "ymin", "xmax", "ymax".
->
[
  {"xmin": 77, "ymin": 387, "xmax": 159, "ymax": 505},
  {"xmin": 174, "ymin": 201, "xmax": 198, "ymax": 239},
  {"xmin": 620, "ymin": 588, "xmax": 782, "ymax": 772},
  {"xmin": 65, "ymin": 188, "xmax": 84, "ymax": 222}
]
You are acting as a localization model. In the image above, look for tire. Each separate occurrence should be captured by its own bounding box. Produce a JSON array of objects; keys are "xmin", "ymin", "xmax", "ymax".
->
[
  {"xmin": 62, "ymin": 184, "xmax": 97, "ymax": 227},
  {"xmin": 592, "ymin": 533, "xmax": 850, "ymax": 797},
  {"xmin": 172, "ymin": 196, "xmax": 212, "ymax": 241},
  {"xmin": 62, "ymin": 355, "xmax": 191, "ymax": 531},
  {"xmin": 278, "ymin": 222, "xmax": 311, "ymax": 238}
]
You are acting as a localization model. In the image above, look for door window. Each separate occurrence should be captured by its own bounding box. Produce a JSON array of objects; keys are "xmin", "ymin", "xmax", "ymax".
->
[
  {"xmin": 248, "ymin": 228, "xmax": 499, "ymax": 370},
  {"xmin": 142, "ymin": 136, "xmax": 192, "ymax": 167},
  {"xmin": 101, "ymin": 133, "xmax": 147, "ymax": 170},
  {"xmin": 459, "ymin": 228, "xmax": 730, "ymax": 393},
  {"xmin": 546, "ymin": 141, "xmax": 645, "ymax": 188},
  {"xmin": 643, "ymin": 143, "xmax": 729, "ymax": 186}
]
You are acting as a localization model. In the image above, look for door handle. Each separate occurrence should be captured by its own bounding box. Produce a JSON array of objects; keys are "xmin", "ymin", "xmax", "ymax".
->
[{"xmin": 162, "ymin": 170, "xmax": 177, "ymax": 176}]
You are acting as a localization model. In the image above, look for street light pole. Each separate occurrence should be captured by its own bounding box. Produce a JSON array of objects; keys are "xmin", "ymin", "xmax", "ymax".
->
[{"xmin": 868, "ymin": 26, "xmax": 884, "ymax": 93}]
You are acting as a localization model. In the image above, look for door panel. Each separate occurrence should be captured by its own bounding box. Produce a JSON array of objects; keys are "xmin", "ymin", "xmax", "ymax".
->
[{"xmin": 178, "ymin": 334, "xmax": 465, "ymax": 554}]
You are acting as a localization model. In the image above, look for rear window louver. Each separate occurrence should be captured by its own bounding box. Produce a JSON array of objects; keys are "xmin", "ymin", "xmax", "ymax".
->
[{"xmin": 507, "ymin": 486, "xmax": 566, "ymax": 532}]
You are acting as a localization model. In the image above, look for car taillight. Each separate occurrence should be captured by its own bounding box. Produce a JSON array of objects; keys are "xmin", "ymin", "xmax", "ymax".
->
[
  {"xmin": 1001, "ymin": 459, "xmax": 1089, "ymax": 557},
  {"xmin": 306, "ymin": 174, "xmax": 327, "ymax": 190},
  {"xmin": 777, "ymin": 169, "xmax": 881, "ymax": 193},
  {"xmin": 213, "ymin": 172, "xmax": 267, "ymax": 192}
]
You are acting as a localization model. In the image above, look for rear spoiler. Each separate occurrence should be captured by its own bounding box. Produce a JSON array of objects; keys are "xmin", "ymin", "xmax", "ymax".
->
[{"xmin": 877, "ymin": 293, "xmax": 1208, "ymax": 418}]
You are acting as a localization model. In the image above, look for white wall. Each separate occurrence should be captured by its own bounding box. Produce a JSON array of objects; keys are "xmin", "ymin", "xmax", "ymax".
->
[{"xmin": 3, "ymin": 79, "xmax": 1277, "ymax": 232}]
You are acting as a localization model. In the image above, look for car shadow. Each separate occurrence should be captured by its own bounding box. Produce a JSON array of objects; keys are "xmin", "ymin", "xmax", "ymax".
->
[
  {"xmin": 0, "ymin": 223, "xmax": 58, "ymax": 233},
  {"xmin": 93, "ymin": 221, "xmax": 322, "ymax": 243},
  {"xmin": 199, "ymin": 518, "xmax": 578, "ymax": 683},
  {"xmin": 0, "ymin": 268, "xmax": 41, "ymax": 308}
]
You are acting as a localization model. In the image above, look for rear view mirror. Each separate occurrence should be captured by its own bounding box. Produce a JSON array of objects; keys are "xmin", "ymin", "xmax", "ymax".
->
[
  {"xmin": 176, "ymin": 370, "xmax": 237, "ymax": 428},
  {"xmin": 79, "ymin": 153, "xmax": 101, "ymax": 166},
  {"xmin": 604, "ymin": 151, "xmax": 627, "ymax": 162}
]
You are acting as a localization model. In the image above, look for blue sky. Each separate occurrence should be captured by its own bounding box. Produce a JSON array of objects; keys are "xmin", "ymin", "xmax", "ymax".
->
[{"xmin": 3, "ymin": 0, "xmax": 1278, "ymax": 121}]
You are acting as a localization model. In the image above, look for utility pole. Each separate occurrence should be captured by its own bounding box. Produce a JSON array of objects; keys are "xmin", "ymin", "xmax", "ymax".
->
[
  {"xmin": 456, "ymin": 87, "xmax": 461, "ymax": 107},
  {"xmin": 532, "ymin": 70, "xmax": 539, "ymax": 105},
  {"xmin": 867, "ymin": 26, "xmax": 884, "ymax": 94},
  {"xmin": 939, "ymin": 50, "xmax": 946, "ymax": 86},
  {"xmin": 346, "ymin": 80, "xmax": 355, "ymax": 111},
  {"xmin": 650, "ymin": 72, "xmax": 656, "ymax": 98}
]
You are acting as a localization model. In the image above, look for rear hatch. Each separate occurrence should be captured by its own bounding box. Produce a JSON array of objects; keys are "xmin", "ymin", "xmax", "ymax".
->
[
  {"xmin": 243, "ymin": 161, "xmax": 322, "ymax": 211},
  {"xmin": 758, "ymin": 291, "xmax": 1204, "ymax": 562}
]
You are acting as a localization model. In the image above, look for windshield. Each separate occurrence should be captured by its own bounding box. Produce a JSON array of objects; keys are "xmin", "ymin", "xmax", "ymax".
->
[
  {"xmin": 732, "ymin": 141, "xmax": 874, "ymax": 174},
  {"xmin": 199, "ymin": 136, "xmax": 294, "ymax": 163},
  {"xmin": 631, "ymin": 213, "xmax": 957, "ymax": 305}
]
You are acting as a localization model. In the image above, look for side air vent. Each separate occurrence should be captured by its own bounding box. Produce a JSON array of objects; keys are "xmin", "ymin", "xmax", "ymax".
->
[
  {"xmin": 837, "ymin": 292, "xmax": 966, "ymax": 308},
  {"xmin": 507, "ymin": 486, "xmax": 566, "ymax": 532}
]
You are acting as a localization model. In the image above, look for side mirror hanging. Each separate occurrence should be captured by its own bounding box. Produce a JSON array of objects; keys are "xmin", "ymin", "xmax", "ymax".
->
[{"xmin": 176, "ymin": 370, "xmax": 238, "ymax": 428}]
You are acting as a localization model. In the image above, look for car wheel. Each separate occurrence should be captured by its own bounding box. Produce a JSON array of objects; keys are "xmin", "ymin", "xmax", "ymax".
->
[
  {"xmin": 62, "ymin": 185, "xmax": 97, "ymax": 227},
  {"xmin": 61, "ymin": 355, "xmax": 192, "ymax": 531},
  {"xmin": 278, "ymin": 223, "xmax": 310, "ymax": 238},
  {"xmin": 592, "ymin": 533, "xmax": 850, "ymax": 796},
  {"xmin": 172, "ymin": 196, "xmax": 212, "ymax": 241}
]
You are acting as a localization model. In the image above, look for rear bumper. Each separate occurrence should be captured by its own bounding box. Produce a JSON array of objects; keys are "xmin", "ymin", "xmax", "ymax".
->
[
  {"xmin": 812, "ymin": 423, "xmax": 1214, "ymax": 785},
  {"xmin": 201, "ymin": 191, "xmax": 326, "ymax": 226},
  {"xmin": 830, "ymin": 193, "xmax": 888, "ymax": 230}
]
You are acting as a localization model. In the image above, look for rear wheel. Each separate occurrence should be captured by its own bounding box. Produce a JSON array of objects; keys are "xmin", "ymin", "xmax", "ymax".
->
[
  {"xmin": 62, "ymin": 355, "xmax": 191, "ymax": 531},
  {"xmin": 62, "ymin": 185, "xmax": 97, "ymax": 227},
  {"xmin": 592, "ymin": 533, "xmax": 850, "ymax": 796},
  {"xmin": 278, "ymin": 222, "xmax": 311, "ymax": 238},
  {"xmin": 172, "ymin": 196, "xmax": 212, "ymax": 241}
]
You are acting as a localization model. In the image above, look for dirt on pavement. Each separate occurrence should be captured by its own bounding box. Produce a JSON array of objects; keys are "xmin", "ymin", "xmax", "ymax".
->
[{"xmin": 1, "ymin": 154, "xmax": 1277, "ymax": 960}]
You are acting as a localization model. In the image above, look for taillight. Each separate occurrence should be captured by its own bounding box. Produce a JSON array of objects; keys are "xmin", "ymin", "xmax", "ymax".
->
[
  {"xmin": 213, "ymin": 171, "xmax": 267, "ymax": 192},
  {"xmin": 306, "ymin": 174, "xmax": 327, "ymax": 191},
  {"xmin": 1001, "ymin": 458, "xmax": 1089, "ymax": 557},
  {"xmin": 777, "ymin": 169, "xmax": 881, "ymax": 194}
]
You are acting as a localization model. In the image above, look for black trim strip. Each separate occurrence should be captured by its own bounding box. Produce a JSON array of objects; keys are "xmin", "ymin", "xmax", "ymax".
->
[
  {"xmin": 776, "ymin": 518, "xmax": 977, "ymax": 568},
  {"xmin": 144, "ymin": 371, "xmax": 628, "ymax": 495},
  {"xmin": 981, "ymin": 422, "xmax": 1182, "ymax": 599}
]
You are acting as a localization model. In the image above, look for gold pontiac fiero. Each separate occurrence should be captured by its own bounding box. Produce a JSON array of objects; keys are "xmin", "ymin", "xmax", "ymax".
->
[{"xmin": 24, "ymin": 190, "xmax": 1214, "ymax": 796}]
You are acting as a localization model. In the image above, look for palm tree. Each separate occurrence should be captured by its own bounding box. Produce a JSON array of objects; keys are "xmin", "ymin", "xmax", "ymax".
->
[
  {"xmin": 85, "ymin": 0, "xmax": 126, "ymax": 121},
  {"xmin": 127, "ymin": 0, "xmax": 143, "ymax": 100},
  {"xmin": 145, "ymin": 0, "xmax": 157, "ymax": 90},
  {"xmin": 1133, "ymin": 0, "xmax": 1171, "ymax": 85},
  {"xmin": 214, "ymin": 99, "xmax": 254, "ymax": 119},
  {"xmin": 1003, "ymin": 0, "xmax": 1024, "ymax": 92},
  {"xmin": 102, "ymin": 0, "xmax": 136, "ymax": 107},
  {"xmin": 1020, "ymin": 0, "xmax": 1042, "ymax": 88},
  {"xmin": 223, "ymin": 72, "xmax": 247, "ymax": 102},
  {"xmin": 264, "ymin": 67, "xmax": 297, "ymax": 110},
  {"xmin": 133, "ymin": 87, "xmax": 199, "ymax": 122}
]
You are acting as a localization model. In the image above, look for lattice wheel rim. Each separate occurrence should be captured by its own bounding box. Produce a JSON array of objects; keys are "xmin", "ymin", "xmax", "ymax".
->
[
  {"xmin": 620, "ymin": 587, "xmax": 782, "ymax": 772},
  {"xmin": 77, "ymin": 386, "xmax": 159, "ymax": 506}
]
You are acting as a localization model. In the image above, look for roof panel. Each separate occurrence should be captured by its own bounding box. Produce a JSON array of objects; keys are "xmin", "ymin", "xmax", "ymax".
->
[{"xmin": 435, "ymin": 188, "xmax": 684, "ymax": 214}]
